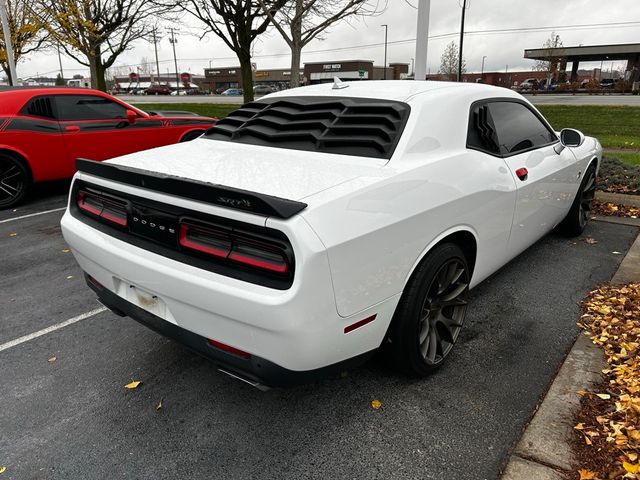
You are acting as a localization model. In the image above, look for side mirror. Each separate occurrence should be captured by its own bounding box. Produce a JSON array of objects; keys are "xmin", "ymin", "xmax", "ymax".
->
[
  {"xmin": 126, "ymin": 110, "xmax": 137, "ymax": 125},
  {"xmin": 560, "ymin": 128, "xmax": 585, "ymax": 148}
]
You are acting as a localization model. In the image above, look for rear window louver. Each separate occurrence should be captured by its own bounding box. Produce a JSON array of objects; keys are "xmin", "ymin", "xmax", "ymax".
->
[
  {"xmin": 203, "ymin": 96, "xmax": 410, "ymax": 159},
  {"xmin": 25, "ymin": 97, "xmax": 54, "ymax": 119}
]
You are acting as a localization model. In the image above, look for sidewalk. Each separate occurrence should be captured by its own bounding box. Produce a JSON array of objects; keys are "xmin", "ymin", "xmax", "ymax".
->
[{"xmin": 501, "ymin": 216, "xmax": 640, "ymax": 479}]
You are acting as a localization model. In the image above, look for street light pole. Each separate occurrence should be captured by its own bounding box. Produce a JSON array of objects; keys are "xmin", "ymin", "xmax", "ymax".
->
[
  {"xmin": 410, "ymin": 58, "xmax": 414, "ymax": 76},
  {"xmin": 169, "ymin": 28, "xmax": 180, "ymax": 94},
  {"xmin": 458, "ymin": 0, "xmax": 468, "ymax": 82},
  {"xmin": 0, "ymin": 0, "xmax": 17, "ymax": 85},
  {"xmin": 381, "ymin": 24, "xmax": 388, "ymax": 80},
  {"xmin": 57, "ymin": 44, "xmax": 65, "ymax": 82},
  {"xmin": 152, "ymin": 27, "xmax": 161, "ymax": 85},
  {"xmin": 481, "ymin": 55, "xmax": 486, "ymax": 76},
  {"xmin": 414, "ymin": 0, "xmax": 430, "ymax": 81}
]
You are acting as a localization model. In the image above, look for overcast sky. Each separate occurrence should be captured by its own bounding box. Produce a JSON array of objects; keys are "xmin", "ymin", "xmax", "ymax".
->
[{"xmin": 14, "ymin": 0, "xmax": 640, "ymax": 80}]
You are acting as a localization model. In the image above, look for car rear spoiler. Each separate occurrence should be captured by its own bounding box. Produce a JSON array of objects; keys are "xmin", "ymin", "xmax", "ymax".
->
[{"xmin": 76, "ymin": 158, "xmax": 307, "ymax": 219}]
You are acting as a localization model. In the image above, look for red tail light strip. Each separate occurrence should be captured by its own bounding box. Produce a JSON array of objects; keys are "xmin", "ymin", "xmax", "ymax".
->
[
  {"xmin": 179, "ymin": 221, "xmax": 289, "ymax": 275},
  {"xmin": 344, "ymin": 314, "xmax": 377, "ymax": 334},
  {"xmin": 77, "ymin": 191, "xmax": 128, "ymax": 227},
  {"xmin": 207, "ymin": 338, "xmax": 251, "ymax": 359}
]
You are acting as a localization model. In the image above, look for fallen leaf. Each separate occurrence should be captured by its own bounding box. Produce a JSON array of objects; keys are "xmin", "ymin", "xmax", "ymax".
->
[
  {"xmin": 595, "ymin": 393, "xmax": 611, "ymax": 400},
  {"xmin": 8, "ymin": 233, "xmax": 17, "ymax": 237},
  {"xmin": 585, "ymin": 237, "xmax": 598, "ymax": 245},
  {"xmin": 578, "ymin": 469, "xmax": 596, "ymax": 480},
  {"xmin": 575, "ymin": 423, "xmax": 586, "ymax": 430},
  {"xmin": 371, "ymin": 399, "xmax": 382, "ymax": 410},
  {"xmin": 0, "ymin": 466, "xmax": 5, "ymax": 474},
  {"xmin": 124, "ymin": 380, "xmax": 141, "ymax": 389},
  {"xmin": 612, "ymin": 251, "xmax": 622, "ymax": 255},
  {"xmin": 47, "ymin": 356, "xmax": 57, "ymax": 363},
  {"xmin": 623, "ymin": 461, "xmax": 639, "ymax": 474},
  {"xmin": 66, "ymin": 275, "xmax": 74, "ymax": 280},
  {"xmin": 576, "ymin": 389, "xmax": 589, "ymax": 397},
  {"xmin": 156, "ymin": 399, "xmax": 163, "ymax": 411},
  {"xmin": 62, "ymin": 249, "xmax": 70, "ymax": 253}
]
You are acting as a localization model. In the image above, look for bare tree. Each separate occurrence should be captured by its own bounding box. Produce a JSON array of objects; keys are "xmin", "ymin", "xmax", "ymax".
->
[
  {"xmin": 161, "ymin": 0, "xmax": 287, "ymax": 103},
  {"xmin": 531, "ymin": 32, "xmax": 563, "ymax": 90},
  {"xmin": 37, "ymin": 0, "xmax": 165, "ymax": 91},
  {"xmin": 0, "ymin": 0, "xmax": 48, "ymax": 85},
  {"xmin": 139, "ymin": 56, "xmax": 154, "ymax": 75},
  {"xmin": 439, "ymin": 41, "xmax": 465, "ymax": 81},
  {"xmin": 258, "ymin": 0, "xmax": 383, "ymax": 88}
]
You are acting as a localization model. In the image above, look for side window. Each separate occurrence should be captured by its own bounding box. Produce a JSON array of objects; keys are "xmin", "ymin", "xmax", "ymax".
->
[
  {"xmin": 467, "ymin": 104, "xmax": 500, "ymax": 155},
  {"xmin": 487, "ymin": 102, "xmax": 557, "ymax": 155},
  {"xmin": 55, "ymin": 95, "xmax": 128, "ymax": 121},
  {"xmin": 22, "ymin": 97, "xmax": 55, "ymax": 119}
]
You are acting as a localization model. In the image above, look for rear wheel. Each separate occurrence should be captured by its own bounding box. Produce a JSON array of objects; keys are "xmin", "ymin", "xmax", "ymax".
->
[
  {"xmin": 388, "ymin": 243, "xmax": 470, "ymax": 376},
  {"xmin": 0, "ymin": 153, "xmax": 30, "ymax": 209},
  {"xmin": 559, "ymin": 164, "xmax": 597, "ymax": 236}
]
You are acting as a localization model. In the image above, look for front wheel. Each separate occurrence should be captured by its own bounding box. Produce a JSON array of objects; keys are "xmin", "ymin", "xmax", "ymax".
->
[
  {"xmin": 559, "ymin": 164, "xmax": 597, "ymax": 236},
  {"xmin": 0, "ymin": 153, "xmax": 30, "ymax": 209},
  {"xmin": 387, "ymin": 243, "xmax": 470, "ymax": 376}
]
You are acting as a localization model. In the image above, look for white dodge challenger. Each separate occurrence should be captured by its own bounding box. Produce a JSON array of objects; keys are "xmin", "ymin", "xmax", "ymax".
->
[{"xmin": 60, "ymin": 80, "xmax": 601, "ymax": 388}]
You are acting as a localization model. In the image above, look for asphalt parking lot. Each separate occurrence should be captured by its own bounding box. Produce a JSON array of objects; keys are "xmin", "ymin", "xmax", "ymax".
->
[{"xmin": 1, "ymin": 189, "xmax": 638, "ymax": 480}]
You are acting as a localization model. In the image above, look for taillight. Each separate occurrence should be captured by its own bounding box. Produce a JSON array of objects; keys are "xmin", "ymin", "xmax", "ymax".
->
[
  {"xmin": 77, "ymin": 190, "xmax": 128, "ymax": 227},
  {"xmin": 207, "ymin": 338, "xmax": 251, "ymax": 359},
  {"xmin": 179, "ymin": 220, "xmax": 290, "ymax": 275}
]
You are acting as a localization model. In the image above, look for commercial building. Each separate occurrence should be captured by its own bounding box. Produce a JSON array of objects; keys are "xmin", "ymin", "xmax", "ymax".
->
[{"xmin": 203, "ymin": 60, "xmax": 410, "ymax": 92}]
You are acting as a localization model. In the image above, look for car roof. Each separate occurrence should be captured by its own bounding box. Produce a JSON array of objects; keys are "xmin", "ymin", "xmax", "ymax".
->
[
  {"xmin": 0, "ymin": 86, "xmax": 112, "ymax": 115},
  {"xmin": 266, "ymin": 80, "xmax": 517, "ymax": 103}
]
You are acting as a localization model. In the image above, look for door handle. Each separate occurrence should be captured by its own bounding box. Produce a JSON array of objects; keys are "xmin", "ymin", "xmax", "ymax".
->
[
  {"xmin": 515, "ymin": 167, "xmax": 528, "ymax": 181},
  {"xmin": 64, "ymin": 125, "xmax": 80, "ymax": 132}
]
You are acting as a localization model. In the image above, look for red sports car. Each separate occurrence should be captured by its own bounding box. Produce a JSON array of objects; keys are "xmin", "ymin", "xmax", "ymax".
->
[{"xmin": 0, "ymin": 87, "xmax": 217, "ymax": 208}]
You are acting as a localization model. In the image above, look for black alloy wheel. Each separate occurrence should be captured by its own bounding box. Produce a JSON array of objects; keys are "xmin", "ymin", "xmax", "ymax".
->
[
  {"xmin": 388, "ymin": 243, "xmax": 470, "ymax": 375},
  {"xmin": 0, "ymin": 154, "xmax": 29, "ymax": 209},
  {"xmin": 417, "ymin": 258, "xmax": 469, "ymax": 366},
  {"xmin": 578, "ymin": 167, "xmax": 597, "ymax": 230},
  {"xmin": 559, "ymin": 163, "xmax": 597, "ymax": 236}
]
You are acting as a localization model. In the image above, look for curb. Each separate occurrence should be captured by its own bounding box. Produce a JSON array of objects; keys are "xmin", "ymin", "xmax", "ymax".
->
[
  {"xmin": 500, "ymin": 222, "xmax": 640, "ymax": 479},
  {"xmin": 596, "ymin": 191, "xmax": 640, "ymax": 208}
]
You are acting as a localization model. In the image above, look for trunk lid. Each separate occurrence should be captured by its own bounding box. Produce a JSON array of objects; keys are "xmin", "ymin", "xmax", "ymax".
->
[{"xmin": 105, "ymin": 138, "xmax": 385, "ymax": 202}]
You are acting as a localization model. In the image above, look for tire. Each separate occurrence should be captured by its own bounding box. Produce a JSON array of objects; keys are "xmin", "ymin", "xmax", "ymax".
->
[
  {"xmin": 387, "ymin": 243, "xmax": 470, "ymax": 376},
  {"xmin": 0, "ymin": 153, "xmax": 30, "ymax": 209},
  {"xmin": 559, "ymin": 163, "xmax": 597, "ymax": 237},
  {"xmin": 180, "ymin": 130, "xmax": 205, "ymax": 142}
]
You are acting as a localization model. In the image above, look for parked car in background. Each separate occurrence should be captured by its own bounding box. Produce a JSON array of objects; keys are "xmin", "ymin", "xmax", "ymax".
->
[
  {"xmin": 600, "ymin": 78, "xmax": 616, "ymax": 89},
  {"xmin": 61, "ymin": 80, "xmax": 602, "ymax": 388},
  {"xmin": 145, "ymin": 85, "xmax": 171, "ymax": 96},
  {"xmin": 0, "ymin": 87, "xmax": 217, "ymax": 208},
  {"xmin": 518, "ymin": 78, "xmax": 538, "ymax": 91},
  {"xmin": 221, "ymin": 88, "xmax": 243, "ymax": 96},
  {"xmin": 253, "ymin": 85, "xmax": 274, "ymax": 95}
]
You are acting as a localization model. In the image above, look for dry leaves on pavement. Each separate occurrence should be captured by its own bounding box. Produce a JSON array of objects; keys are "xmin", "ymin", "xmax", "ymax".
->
[
  {"xmin": 124, "ymin": 380, "xmax": 142, "ymax": 389},
  {"xmin": 573, "ymin": 283, "xmax": 640, "ymax": 479},
  {"xmin": 593, "ymin": 201, "xmax": 639, "ymax": 219},
  {"xmin": 371, "ymin": 399, "xmax": 382, "ymax": 410}
]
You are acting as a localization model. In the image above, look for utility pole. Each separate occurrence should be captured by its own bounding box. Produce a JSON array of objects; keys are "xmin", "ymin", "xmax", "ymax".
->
[
  {"xmin": 0, "ymin": 0, "xmax": 17, "ymax": 85},
  {"xmin": 152, "ymin": 28, "xmax": 161, "ymax": 85},
  {"xmin": 381, "ymin": 24, "xmax": 388, "ymax": 80},
  {"xmin": 458, "ymin": 0, "xmax": 469, "ymax": 82},
  {"xmin": 169, "ymin": 28, "xmax": 180, "ymax": 94},
  {"xmin": 414, "ymin": 0, "xmax": 430, "ymax": 81},
  {"xmin": 410, "ymin": 58, "xmax": 414, "ymax": 76},
  {"xmin": 481, "ymin": 55, "xmax": 486, "ymax": 78},
  {"xmin": 57, "ymin": 44, "xmax": 65, "ymax": 82}
]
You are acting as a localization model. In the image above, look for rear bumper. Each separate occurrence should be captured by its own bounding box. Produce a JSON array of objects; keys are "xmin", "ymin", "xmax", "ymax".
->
[
  {"xmin": 88, "ymin": 273, "xmax": 374, "ymax": 388},
  {"xmin": 61, "ymin": 196, "xmax": 399, "ymax": 375}
]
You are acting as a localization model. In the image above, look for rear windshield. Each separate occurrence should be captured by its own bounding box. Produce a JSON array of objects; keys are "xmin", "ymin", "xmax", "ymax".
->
[{"xmin": 203, "ymin": 96, "xmax": 410, "ymax": 159}]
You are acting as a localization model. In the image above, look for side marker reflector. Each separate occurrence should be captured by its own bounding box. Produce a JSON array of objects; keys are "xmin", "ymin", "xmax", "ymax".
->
[{"xmin": 344, "ymin": 314, "xmax": 377, "ymax": 334}]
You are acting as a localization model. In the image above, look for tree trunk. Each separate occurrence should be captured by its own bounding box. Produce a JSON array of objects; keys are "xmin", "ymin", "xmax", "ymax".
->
[
  {"xmin": 290, "ymin": 44, "xmax": 302, "ymax": 88},
  {"xmin": 1, "ymin": 64, "xmax": 12, "ymax": 86},
  {"xmin": 238, "ymin": 48, "xmax": 254, "ymax": 103},
  {"xmin": 95, "ymin": 58, "xmax": 107, "ymax": 92},
  {"xmin": 88, "ymin": 54, "xmax": 98, "ymax": 89}
]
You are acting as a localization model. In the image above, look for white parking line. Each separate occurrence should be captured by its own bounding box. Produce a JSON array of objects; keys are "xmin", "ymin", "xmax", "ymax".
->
[
  {"xmin": 0, "ymin": 307, "xmax": 107, "ymax": 353},
  {"xmin": 0, "ymin": 207, "xmax": 66, "ymax": 224}
]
